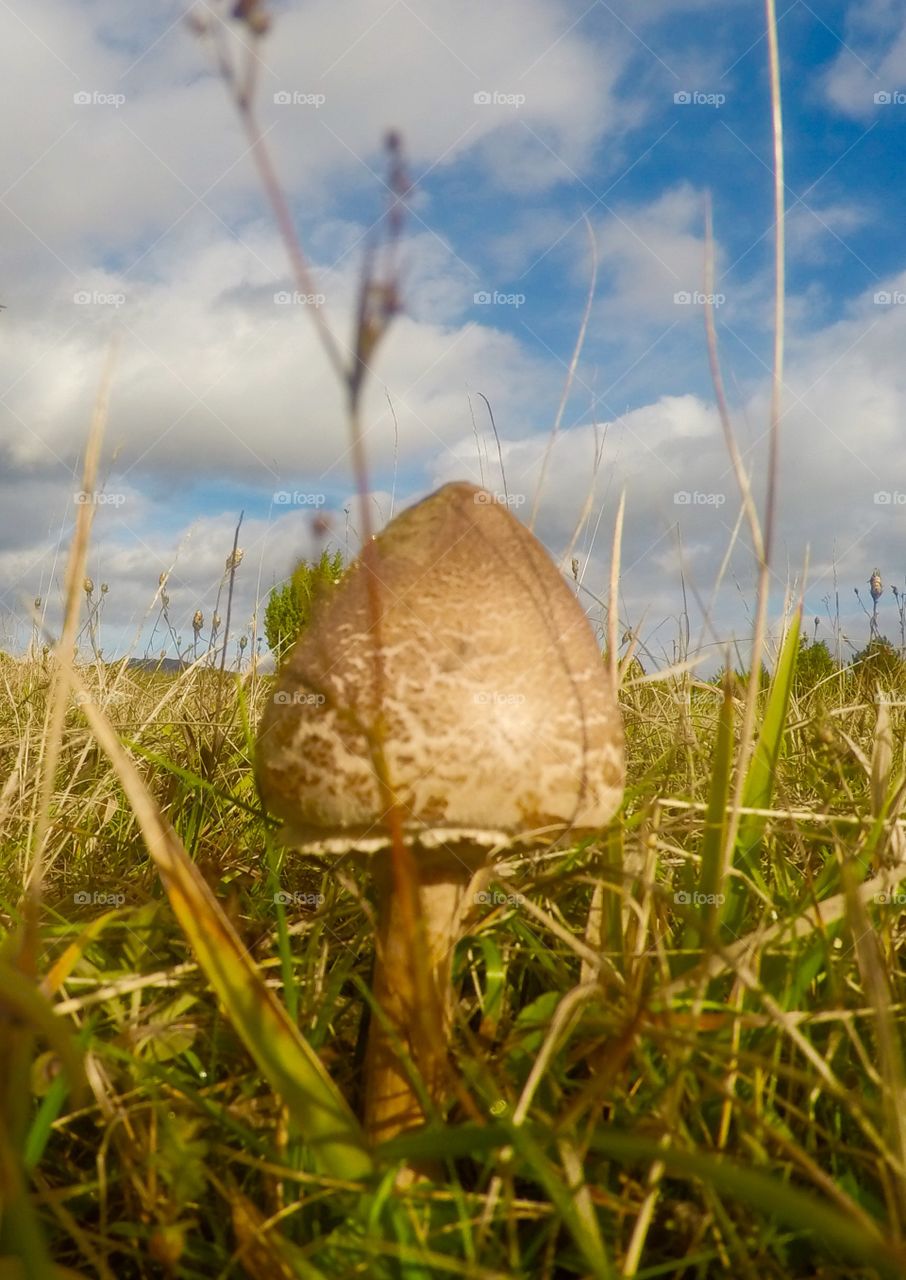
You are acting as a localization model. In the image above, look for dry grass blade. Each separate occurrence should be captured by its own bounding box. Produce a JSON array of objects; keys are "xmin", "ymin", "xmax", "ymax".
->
[
  {"xmin": 609, "ymin": 490, "xmax": 625, "ymax": 694},
  {"xmin": 840, "ymin": 860, "xmax": 906, "ymax": 1224},
  {"xmin": 0, "ymin": 348, "xmax": 116, "ymax": 1279},
  {"xmin": 29, "ymin": 343, "xmax": 118, "ymax": 901}
]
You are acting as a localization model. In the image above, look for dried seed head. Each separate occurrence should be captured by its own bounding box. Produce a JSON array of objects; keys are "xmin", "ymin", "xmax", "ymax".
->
[
  {"xmin": 870, "ymin": 569, "xmax": 883, "ymax": 602},
  {"xmin": 193, "ymin": 610, "xmax": 204, "ymax": 635},
  {"xmin": 186, "ymin": 8, "xmax": 208, "ymax": 35},
  {"xmin": 159, "ymin": 571, "xmax": 169, "ymax": 588},
  {"xmin": 101, "ymin": 582, "xmax": 109, "ymax": 594},
  {"xmin": 232, "ymin": 0, "xmax": 270, "ymax": 35},
  {"xmin": 239, "ymin": 634, "xmax": 248, "ymax": 651},
  {"xmin": 226, "ymin": 549, "xmax": 244, "ymax": 572},
  {"xmin": 83, "ymin": 578, "xmax": 94, "ymax": 596}
]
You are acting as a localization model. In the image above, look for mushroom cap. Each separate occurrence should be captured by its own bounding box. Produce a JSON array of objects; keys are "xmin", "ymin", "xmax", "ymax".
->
[{"xmin": 256, "ymin": 482, "xmax": 624, "ymax": 854}]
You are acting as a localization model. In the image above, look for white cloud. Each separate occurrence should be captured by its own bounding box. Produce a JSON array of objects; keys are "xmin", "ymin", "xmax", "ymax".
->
[
  {"xmin": 257, "ymin": 0, "xmax": 633, "ymax": 190},
  {"xmin": 0, "ymin": 223, "xmax": 555, "ymax": 490},
  {"xmin": 0, "ymin": 0, "xmax": 629, "ymax": 513},
  {"xmin": 822, "ymin": 8, "xmax": 906, "ymax": 118},
  {"xmin": 784, "ymin": 199, "xmax": 872, "ymax": 265},
  {"xmin": 591, "ymin": 184, "xmax": 729, "ymax": 324},
  {"xmin": 0, "ymin": 0, "xmax": 634, "ymax": 280}
]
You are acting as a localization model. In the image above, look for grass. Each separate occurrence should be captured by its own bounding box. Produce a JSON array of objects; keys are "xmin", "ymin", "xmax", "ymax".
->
[{"xmin": 4, "ymin": 631, "xmax": 906, "ymax": 1277}]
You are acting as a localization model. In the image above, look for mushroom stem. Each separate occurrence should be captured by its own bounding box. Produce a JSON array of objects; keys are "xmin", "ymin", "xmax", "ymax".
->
[{"xmin": 364, "ymin": 850, "xmax": 470, "ymax": 1145}]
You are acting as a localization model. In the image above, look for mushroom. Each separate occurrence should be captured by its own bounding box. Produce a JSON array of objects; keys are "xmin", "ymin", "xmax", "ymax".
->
[{"xmin": 256, "ymin": 481, "xmax": 624, "ymax": 1147}]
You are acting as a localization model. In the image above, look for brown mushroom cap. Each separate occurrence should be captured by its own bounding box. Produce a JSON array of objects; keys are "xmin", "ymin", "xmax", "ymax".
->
[{"xmin": 256, "ymin": 481, "xmax": 624, "ymax": 853}]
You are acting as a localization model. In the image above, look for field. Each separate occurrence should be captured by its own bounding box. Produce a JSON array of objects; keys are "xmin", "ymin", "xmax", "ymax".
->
[{"xmin": 3, "ymin": 626, "xmax": 906, "ymax": 1278}]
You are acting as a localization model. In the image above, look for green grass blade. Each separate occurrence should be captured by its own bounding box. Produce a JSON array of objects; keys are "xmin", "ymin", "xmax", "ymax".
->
[
  {"xmin": 723, "ymin": 606, "xmax": 801, "ymax": 935},
  {"xmin": 590, "ymin": 1130, "xmax": 901, "ymax": 1277},
  {"xmin": 680, "ymin": 672, "xmax": 734, "ymax": 959},
  {"xmin": 503, "ymin": 1121, "xmax": 614, "ymax": 1280},
  {"xmin": 23, "ymin": 1073, "xmax": 69, "ymax": 1172}
]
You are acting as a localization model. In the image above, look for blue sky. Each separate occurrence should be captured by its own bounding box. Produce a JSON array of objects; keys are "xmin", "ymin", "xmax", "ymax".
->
[{"xmin": 2, "ymin": 0, "xmax": 906, "ymax": 669}]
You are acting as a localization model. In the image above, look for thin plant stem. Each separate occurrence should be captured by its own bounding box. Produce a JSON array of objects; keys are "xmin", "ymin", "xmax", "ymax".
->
[
  {"xmin": 477, "ymin": 391, "xmax": 507, "ymax": 501},
  {"xmin": 530, "ymin": 215, "xmax": 598, "ymax": 530},
  {"xmin": 704, "ymin": 0, "xmax": 785, "ymax": 905}
]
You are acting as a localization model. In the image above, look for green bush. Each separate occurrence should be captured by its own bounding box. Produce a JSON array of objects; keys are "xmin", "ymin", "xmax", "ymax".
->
[
  {"xmin": 264, "ymin": 548, "xmax": 345, "ymax": 663},
  {"xmin": 794, "ymin": 637, "xmax": 837, "ymax": 692},
  {"xmin": 710, "ymin": 661, "xmax": 770, "ymax": 691},
  {"xmin": 847, "ymin": 636, "xmax": 906, "ymax": 696}
]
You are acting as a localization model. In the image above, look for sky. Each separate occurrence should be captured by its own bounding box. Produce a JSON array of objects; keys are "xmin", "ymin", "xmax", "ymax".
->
[{"xmin": 2, "ymin": 0, "xmax": 906, "ymax": 671}]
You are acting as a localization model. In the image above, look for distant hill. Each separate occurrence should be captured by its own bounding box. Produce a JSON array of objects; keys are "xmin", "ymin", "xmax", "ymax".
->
[
  {"xmin": 0, "ymin": 652, "xmax": 269, "ymax": 675},
  {"xmin": 124, "ymin": 657, "xmax": 188, "ymax": 674}
]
